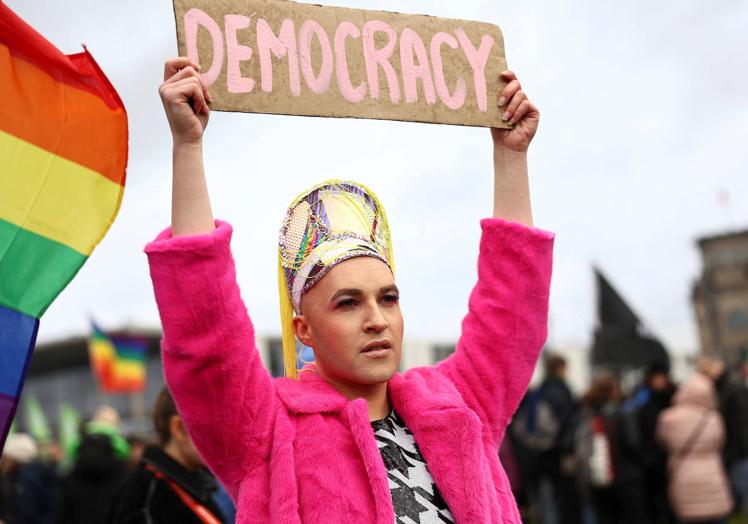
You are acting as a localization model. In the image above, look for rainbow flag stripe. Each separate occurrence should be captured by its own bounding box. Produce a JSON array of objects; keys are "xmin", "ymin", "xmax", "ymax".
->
[
  {"xmin": 89, "ymin": 324, "xmax": 147, "ymax": 393},
  {"xmin": 0, "ymin": 4, "xmax": 127, "ymax": 445}
]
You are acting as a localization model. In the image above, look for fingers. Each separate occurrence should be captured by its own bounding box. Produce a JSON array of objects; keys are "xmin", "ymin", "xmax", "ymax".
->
[
  {"xmin": 161, "ymin": 62, "xmax": 213, "ymax": 106},
  {"xmin": 498, "ymin": 78, "xmax": 521, "ymax": 109},
  {"xmin": 164, "ymin": 57, "xmax": 200, "ymax": 81},
  {"xmin": 497, "ymin": 70, "xmax": 537, "ymax": 124},
  {"xmin": 160, "ymin": 76, "xmax": 209, "ymax": 115},
  {"xmin": 163, "ymin": 65, "xmax": 211, "ymax": 100},
  {"xmin": 509, "ymin": 99, "xmax": 537, "ymax": 125},
  {"xmin": 502, "ymin": 90, "xmax": 526, "ymax": 123}
]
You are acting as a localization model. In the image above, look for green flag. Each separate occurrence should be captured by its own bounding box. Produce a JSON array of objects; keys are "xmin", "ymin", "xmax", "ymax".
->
[
  {"xmin": 24, "ymin": 396, "xmax": 52, "ymax": 444},
  {"xmin": 58, "ymin": 403, "xmax": 81, "ymax": 459}
]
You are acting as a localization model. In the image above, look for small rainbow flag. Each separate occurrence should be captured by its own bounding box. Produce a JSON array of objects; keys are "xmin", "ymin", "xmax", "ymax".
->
[
  {"xmin": 89, "ymin": 323, "xmax": 148, "ymax": 393},
  {"xmin": 0, "ymin": 4, "xmax": 127, "ymax": 446}
]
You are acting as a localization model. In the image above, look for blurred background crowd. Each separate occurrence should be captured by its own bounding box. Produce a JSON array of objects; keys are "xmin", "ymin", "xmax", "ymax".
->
[{"xmin": 2, "ymin": 225, "xmax": 748, "ymax": 523}]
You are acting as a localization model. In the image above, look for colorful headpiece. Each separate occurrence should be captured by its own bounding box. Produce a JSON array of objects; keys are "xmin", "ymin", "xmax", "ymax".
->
[{"xmin": 277, "ymin": 180, "xmax": 395, "ymax": 378}]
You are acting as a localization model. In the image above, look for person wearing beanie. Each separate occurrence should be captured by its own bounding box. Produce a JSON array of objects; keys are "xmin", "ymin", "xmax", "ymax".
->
[
  {"xmin": 1, "ymin": 433, "xmax": 55, "ymax": 524},
  {"xmin": 146, "ymin": 56, "xmax": 553, "ymax": 523}
]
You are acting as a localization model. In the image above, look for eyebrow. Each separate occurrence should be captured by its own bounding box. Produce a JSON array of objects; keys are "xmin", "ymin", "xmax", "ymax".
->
[{"xmin": 330, "ymin": 285, "xmax": 399, "ymax": 302}]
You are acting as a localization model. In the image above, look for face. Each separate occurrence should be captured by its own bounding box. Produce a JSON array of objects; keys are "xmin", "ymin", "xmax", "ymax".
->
[
  {"xmin": 170, "ymin": 415, "xmax": 205, "ymax": 471},
  {"xmin": 648, "ymin": 373, "xmax": 670, "ymax": 392},
  {"xmin": 293, "ymin": 256, "xmax": 404, "ymax": 392}
]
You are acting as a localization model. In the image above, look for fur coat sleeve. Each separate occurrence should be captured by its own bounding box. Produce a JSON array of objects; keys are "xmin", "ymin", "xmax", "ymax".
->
[
  {"xmin": 145, "ymin": 221, "xmax": 275, "ymax": 499},
  {"xmin": 436, "ymin": 218, "xmax": 554, "ymax": 444}
]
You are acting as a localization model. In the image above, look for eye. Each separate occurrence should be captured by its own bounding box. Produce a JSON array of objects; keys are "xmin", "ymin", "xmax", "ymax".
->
[
  {"xmin": 382, "ymin": 293, "xmax": 400, "ymax": 304},
  {"xmin": 336, "ymin": 298, "xmax": 358, "ymax": 309}
]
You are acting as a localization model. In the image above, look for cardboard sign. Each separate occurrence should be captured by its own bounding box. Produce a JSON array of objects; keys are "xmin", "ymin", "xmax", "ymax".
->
[{"xmin": 172, "ymin": 0, "xmax": 509, "ymax": 127}]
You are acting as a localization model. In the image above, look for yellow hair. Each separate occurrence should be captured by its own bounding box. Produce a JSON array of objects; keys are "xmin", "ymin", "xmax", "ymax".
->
[
  {"xmin": 278, "ymin": 253, "xmax": 299, "ymax": 379},
  {"xmin": 277, "ymin": 179, "xmax": 395, "ymax": 379}
]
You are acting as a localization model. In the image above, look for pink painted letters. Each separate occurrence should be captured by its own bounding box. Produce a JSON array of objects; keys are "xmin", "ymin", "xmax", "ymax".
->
[
  {"xmin": 257, "ymin": 18, "xmax": 300, "ymax": 96},
  {"xmin": 430, "ymin": 32, "xmax": 467, "ymax": 111},
  {"xmin": 334, "ymin": 22, "xmax": 366, "ymax": 103},
  {"xmin": 362, "ymin": 20, "xmax": 401, "ymax": 104},
  {"xmin": 400, "ymin": 28, "xmax": 436, "ymax": 105},
  {"xmin": 179, "ymin": 6, "xmax": 504, "ymax": 125},
  {"xmin": 225, "ymin": 14, "xmax": 254, "ymax": 93},
  {"xmin": 455, "ymin": 29, "xmax": 494, "ymax": 113},
  {"xmin": 298, "ymin": 20, "xmax": 333, "ymax": 95},
  {"xmin": 184, "ymin": 8, "xmax": 224, "ymax": 86}
]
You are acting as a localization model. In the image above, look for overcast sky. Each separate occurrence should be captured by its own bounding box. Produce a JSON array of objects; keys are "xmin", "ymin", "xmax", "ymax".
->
[{"xmin": 9, "ymin": 0, "xmax": 747, "ymax": 353}]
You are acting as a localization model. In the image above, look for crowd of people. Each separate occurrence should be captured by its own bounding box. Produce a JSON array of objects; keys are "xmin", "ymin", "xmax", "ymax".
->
[
  {"xmin": 2, "ymin": 355, "xmax": 746, "ymax": 523},
  {"xmin": 504, "ymin": 355, "xmax": 748, "ymax": 524},
  {"xmin": 0, "ymin": 387, "xmax": 235, "ymax": 523}
]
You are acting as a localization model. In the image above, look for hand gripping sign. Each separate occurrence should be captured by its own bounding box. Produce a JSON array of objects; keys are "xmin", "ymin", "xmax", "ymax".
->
[{"xmin": 173, "ymin": 0, "xmax": 510, "ymax": 128}]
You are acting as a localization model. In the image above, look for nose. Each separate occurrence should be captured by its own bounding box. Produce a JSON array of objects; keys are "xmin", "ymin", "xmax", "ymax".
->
[{"xmin": 363, "ymin": 302, "xmax": 388, "ymax": 333}]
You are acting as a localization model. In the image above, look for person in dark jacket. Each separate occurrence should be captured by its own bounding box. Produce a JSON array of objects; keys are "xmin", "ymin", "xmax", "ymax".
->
[
  {"xmin": 634, "ymin": 361, "xmax": 677, "ymax": 523},
  {"xmin": 107, "ymin": 387, "xmax": 226, "ymax": 523},
  {"xmin": 512, "ymin": 354, "xmax": 581, "ymax": 524},
  {"xmin": 701, "ymin": 356, "xmax": 748, "ymax": 518},
  {"xmin": 575, "ymin": 373, "xmax": 649, "ymax": 524},
  {"xmin": 0, "ymin": 433, "xmax": 56, "ymax": 524},
  {"xmin": 56, "ymin": 424, "xmax": 129, "ymax": 523},
  {"xmin": 540, "ymin": 355, "xmax": 582, "ymax": 524}
]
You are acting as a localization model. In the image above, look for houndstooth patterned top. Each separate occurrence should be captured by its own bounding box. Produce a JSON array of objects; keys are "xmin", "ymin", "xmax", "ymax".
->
[{"xmin": 371, "ymin": 411, "xmax": 455, "ymax": 524}]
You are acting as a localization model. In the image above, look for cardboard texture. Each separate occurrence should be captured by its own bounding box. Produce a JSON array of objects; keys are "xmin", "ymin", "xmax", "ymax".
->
[{"xmin": 173, "ymin": 0, "xmax": 510, "ymax": 127}]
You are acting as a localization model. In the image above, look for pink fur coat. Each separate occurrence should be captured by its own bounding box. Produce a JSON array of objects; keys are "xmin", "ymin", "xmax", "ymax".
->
[{"xmin": 145, "ymin": 218, "xmax": 554, "ymax": 523}]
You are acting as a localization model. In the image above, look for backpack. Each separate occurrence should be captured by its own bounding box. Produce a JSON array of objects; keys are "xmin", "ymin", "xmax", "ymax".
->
[{"xmin": 512, "ymin": 387, "xmax": 560, "ymax": 452}]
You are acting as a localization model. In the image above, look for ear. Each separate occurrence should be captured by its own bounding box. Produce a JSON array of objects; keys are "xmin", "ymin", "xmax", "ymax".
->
[
  {"xmin": 169, "ymin": 414, "xmax": 187, "ymax": 443},
  {"xmin": 293, "ymin": 315, "xmax": 314, "ymax": 348}
]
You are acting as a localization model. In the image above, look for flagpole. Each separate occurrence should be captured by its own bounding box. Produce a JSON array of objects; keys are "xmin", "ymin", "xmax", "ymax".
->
[
  {"xmin": 100, "ymin": 389, "xmax": 110, "ymax": 409},
  {"xmin": 130, "ymin": 391, "xmax": 146, "ymax": 434}
]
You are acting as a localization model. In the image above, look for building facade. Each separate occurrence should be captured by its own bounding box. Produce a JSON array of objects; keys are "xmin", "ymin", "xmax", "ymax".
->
[{"xmin": 692, "ymin": 229, "xmax": 748, "ymax": 366}]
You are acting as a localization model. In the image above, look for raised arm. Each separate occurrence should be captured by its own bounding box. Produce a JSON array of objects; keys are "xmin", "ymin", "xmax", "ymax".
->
[
  {"xmin": 437, "ymin": 72, "xmax": 552, "ymax": 444},
  {"xmin": 491, "ymin": 70, "xmax": 539, "ymax": 225},
  {"xmin": 158, "ymin": 57, "xmax": 215, "ymax": 236},
  {"xmin": 148, "ymin": 58, "xmax": 276, "ymax": 498}
]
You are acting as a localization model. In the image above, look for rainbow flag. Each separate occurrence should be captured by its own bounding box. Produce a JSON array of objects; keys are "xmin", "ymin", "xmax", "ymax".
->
[
  {"xmin": 0, "ymin": 4, "xmax": 127, "ymax": 446},
  {"xmin": 89, "ymin": 323, "xmax": 147, "ymax": 393}
]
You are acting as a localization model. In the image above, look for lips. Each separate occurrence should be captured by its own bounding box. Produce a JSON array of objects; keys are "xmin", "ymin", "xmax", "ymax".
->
[{"xmin": 361, "ymin": 340, "xmax": 392, "ymax": 353}]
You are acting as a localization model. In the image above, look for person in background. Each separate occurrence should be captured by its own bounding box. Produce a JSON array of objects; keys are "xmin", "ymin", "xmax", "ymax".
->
[
  {"xmin": 56, "ymin": 406, "xmax": 129, "ymax": 523},
  {"xmin": 0, "ymin": 433, "xmax": 55, "ymax": 524},
  {"xmin": 511, "ymin": 354, "xmax": 580, "ymax": 524},
  {"xmin": 634, "ymin": 361, "xmax": 677, "ymax": 523},
  {"xmin": 657, "ymin": 372, "xmax": 733, "ymax": 524},
  {"xmin": 575, "ymin": 373, "xmax": 647, "ymax": 524},
  {"xmin": 700, "ymin": 356, "xmax": 748, "ymax": 519},
  {"xmin": 107, "ymin": 387, "xmax": 227, "ymax": 523},
  {"xmin": 125, "ymin": 435, "xmax": 147, "ymax": 471},
  {"xmin": 84, "ymin": 406, "xmax": 131, "ymax": 462}
]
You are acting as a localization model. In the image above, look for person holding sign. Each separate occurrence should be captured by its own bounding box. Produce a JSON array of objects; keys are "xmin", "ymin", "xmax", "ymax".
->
[{"xmin": 146, "ymin": 54, "xmax": 551, "ymax": 523}]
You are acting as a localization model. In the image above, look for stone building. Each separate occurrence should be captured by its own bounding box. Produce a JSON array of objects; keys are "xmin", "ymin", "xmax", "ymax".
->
[{"xmin": 692, "ymin": 229, "xmax": 748, "ymax": 366}]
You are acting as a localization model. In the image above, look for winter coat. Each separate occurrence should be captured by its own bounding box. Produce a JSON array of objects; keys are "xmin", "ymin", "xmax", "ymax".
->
[
  {"xmin": 574, "ymin": 403, "xmax": 642, "ymax": 498},
  {"xmin": 0, "ymin": 461, "xmax": 56, "ymax": 524},
  {"xmin": 636, "ymin": 385, "xmax": 674, "ymax": 476},
  {"xmin": 657, "ymin": 373, "xmax": 733, "ymax": 521},
  {"xmin": 56, "ymin": 432, "xmax": 129, "ymax": 524},
  {"xmin": 107, "ymin": 445, "xmax": 225, "ymax": 523},
  {"xmin": 145, "ymin": 218, "xmax": 554, "ymax": 523}
]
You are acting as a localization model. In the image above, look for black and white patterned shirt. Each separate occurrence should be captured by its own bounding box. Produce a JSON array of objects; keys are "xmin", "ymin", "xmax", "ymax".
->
[{"xmin": 371, "ymin": 411, "xmax": 454, "ymax": 524}]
